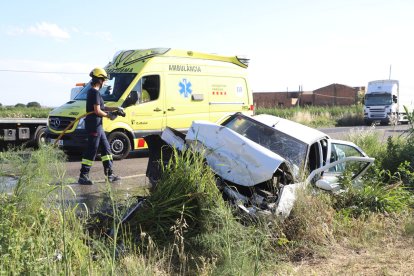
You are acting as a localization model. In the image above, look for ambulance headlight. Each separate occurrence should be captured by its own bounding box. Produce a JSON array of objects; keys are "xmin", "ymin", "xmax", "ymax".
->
[{"xmin": 76, "ymin": 118, "xmax": 85, "ymax": 129}]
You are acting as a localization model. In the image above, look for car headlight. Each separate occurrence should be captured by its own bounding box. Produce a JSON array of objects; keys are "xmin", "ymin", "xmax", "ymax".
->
[{"xmin": 76, "ymin": 118, "xmax": 85, "ymax": 129}]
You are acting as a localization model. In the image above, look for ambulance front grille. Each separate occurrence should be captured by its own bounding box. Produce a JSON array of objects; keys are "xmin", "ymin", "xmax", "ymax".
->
[{"xmin": 48, "ymin": 116, "xmax": 75, "ymax": 131}]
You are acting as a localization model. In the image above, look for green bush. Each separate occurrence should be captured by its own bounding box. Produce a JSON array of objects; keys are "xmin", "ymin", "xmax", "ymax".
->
[
  {"xmin": 26, "ymin": 101, "xmax": 41, "ymax": 108},
  {"xmin": 332, "ymin": 167, "xmax": 412, "ymax": 218},
  {"xmin": 377, "ymin": 137, "xmax": 414, "ymax": 186},
  {"xmin": 127, "ymin": 149, "xmax": 224, "ymax": 239},
  {"xmin": 14, "ymin": 103, "xmax": 26, "ymax": 108}
]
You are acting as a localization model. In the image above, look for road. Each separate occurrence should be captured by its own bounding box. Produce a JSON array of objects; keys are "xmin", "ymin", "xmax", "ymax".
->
[
  {"xmin": 63, "ymin": 151, "xmax": 151, "ymax": 212},
  {"xmin": 63, "ymin": 124, "xmax": 409, "ymax": 211},
  {"xmin": 318, "ymin": 124, "xmax": 409, "ymax": 141}
]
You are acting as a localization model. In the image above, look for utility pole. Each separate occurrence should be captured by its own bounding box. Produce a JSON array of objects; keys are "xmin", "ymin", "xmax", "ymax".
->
[{"xmin": 389, "ymin": 65, "xmax": 392, "ymax": 80}]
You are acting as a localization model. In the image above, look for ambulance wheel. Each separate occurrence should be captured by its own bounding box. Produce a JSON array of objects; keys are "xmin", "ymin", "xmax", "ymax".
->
[{"xmin": 108, "ymin": 131, "xmax": 131, "ymax": 160}]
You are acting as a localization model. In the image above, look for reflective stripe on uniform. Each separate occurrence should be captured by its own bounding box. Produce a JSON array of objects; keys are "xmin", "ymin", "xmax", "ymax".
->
[
  {"xmin": 81, "ymin": 158, "xmax": 93, "ymax": 166},
  {"xmin": 101, "ymin": 155, "xmax": 113, "ymax": 162}
]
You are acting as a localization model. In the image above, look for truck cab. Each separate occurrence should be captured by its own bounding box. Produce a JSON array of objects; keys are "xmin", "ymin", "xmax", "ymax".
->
[{"xmin": 363, "ymin": 79, "xmax": 399, "ymax": 125}]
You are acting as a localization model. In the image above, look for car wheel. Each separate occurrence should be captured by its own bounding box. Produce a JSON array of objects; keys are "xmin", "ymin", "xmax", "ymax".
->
[{"xmin": 108, "ymin": 131, "xmax": 131, "ymax": 160}]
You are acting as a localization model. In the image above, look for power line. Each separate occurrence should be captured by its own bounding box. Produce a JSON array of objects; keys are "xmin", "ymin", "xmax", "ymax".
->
[
  {"xmin": 0, "ymin": 69, "xmax": 85, "ymax": 75},
  {"xmin": 313, "ymin": 93, "xmax": 355, "ymax": 100}
]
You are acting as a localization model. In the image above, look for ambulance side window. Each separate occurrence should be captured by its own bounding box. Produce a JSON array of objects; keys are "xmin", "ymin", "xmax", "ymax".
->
[
  {"xmin": 131, "ymin": 75, "xmax": 160, "ymax": 104},
  {"xmin": 138, "ymin": 75, "xmax": 160, "ymax": 103}
]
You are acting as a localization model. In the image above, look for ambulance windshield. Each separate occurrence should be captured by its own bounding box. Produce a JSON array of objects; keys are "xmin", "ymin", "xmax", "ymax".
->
[{"xmin": 74, "ymin": 73, "xmax": 137, "ymax": 102}]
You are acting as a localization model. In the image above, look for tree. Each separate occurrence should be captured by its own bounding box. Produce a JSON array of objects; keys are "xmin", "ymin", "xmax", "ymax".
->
[
  {"xmin": 15, "ymin": 103, "xmax": 26, "ymax": 108},
  {"xmin": 27, "ymin": 101, "xmax": 41, "ymax": 108}
]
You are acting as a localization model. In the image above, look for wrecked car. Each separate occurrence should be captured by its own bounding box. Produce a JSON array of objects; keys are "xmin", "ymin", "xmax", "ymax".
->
[{"xmin": 145, "ymin": 113, "xmax": 374, "ymax": 218}]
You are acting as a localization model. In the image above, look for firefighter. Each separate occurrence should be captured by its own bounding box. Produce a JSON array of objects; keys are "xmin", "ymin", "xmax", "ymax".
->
[{"xmin": 78, "ymin": 67, "xmax": 122, "ymax": 185}]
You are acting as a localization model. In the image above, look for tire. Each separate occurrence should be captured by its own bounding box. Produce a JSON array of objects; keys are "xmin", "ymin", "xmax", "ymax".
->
[
  {"xmin": 107, "ymin": 131, "xmax": 131, "ymax": 160},
  {"xmin": 34, "ymin": 126, "xmax": 47, "ymax": 148}
]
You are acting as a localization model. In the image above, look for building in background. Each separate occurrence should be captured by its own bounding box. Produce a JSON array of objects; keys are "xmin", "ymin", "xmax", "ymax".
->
[{"xmin": 253, "ymin": 83, "xmax": 365, "ymax": 108}]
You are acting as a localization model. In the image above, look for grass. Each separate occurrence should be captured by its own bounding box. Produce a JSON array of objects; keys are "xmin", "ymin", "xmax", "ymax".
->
[
  {"xmin": 1, "ymin": 123, "xmax": 414, "ymax": 274},
  {"xmin": 256, "ymin": 104, "xmax": 365, "ymax": 127},
  {"xmin": 0, "ymin": 106, "xmax": 52, "ymax": 118}
]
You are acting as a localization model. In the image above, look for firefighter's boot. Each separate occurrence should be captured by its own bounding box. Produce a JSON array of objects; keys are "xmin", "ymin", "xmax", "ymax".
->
[
  {"xmin": 78, "ymin": 174, "xmax": 93, "ymax": 185},
  {"xmin": 105, "ymin": 169, "xmax": 121, "ymax": 183}
]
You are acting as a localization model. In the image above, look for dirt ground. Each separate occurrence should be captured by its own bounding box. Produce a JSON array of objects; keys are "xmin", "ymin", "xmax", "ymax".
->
[{"xmin": 280, "ymin": 239, "xmax": 414, "ymax": 275}]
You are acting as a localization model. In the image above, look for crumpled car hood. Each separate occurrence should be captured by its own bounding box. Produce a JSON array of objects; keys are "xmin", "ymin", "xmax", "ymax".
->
[{"xmin": 183, "ymin": 121, "xmax": 287, "ymax": 186}]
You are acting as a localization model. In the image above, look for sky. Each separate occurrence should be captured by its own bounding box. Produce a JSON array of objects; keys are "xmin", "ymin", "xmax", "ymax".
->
[{"xmin": 0, "ymin": 0, "xmax": 413, "ymax": 107}]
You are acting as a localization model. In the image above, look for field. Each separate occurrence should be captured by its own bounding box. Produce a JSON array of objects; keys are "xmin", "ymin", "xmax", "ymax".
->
[
  {"xmin": 1, "ymin": 106, "xmax": 414, "ymax": 275},
  {"xmin": 0, "ymin": 106, "xmax": 52, "ymax": 118},
  {"xmin": 256, "ymin": 104, "xmax": 365, "ymax": 128},
  {"xmin": 0, "ymin": 105, "xmax": 364, "ymax": 128}
]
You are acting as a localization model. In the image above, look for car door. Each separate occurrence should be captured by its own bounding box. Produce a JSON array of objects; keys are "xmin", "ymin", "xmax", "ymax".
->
[
  {"xmin": 275, "ymin": 155, "xmax": 374, "ymax": 219},
  {"xmin": 123, "ymin": 74, "xmax": 164, "ymax": 132},
  {"xmin": 305, "ymin": 139, "xmax": 375, "ymax": 192}
]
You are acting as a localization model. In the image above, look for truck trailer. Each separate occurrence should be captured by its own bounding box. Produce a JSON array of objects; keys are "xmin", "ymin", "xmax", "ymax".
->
[
  {"xmin": 363, "ymin": 79, "xmax": 413, "ymax": 125},
  {"xmin": 0, "ymin": 118, "xmax": 47, "ymax": 149}
]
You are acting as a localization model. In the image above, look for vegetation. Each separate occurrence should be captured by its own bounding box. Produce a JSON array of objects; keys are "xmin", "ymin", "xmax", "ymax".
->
[
  {"xmin": 0, "ymin": 106, "xmax": 52, "ymax": 118},
  {"xmin": 14, "ymin": 103, "xmax": 26, "ymax": 108},
  {"xmin": 26, "ymin": 101, "xmax": 42, "ymax": 108},
  {"xmin": 1, "ymin": 130, "xmax": 414, "ymax": 274},
  {"xmin": 256, "ymin": 104, "xmax": 364, "ymax": 128},
  {"xmin": 0, "ymin": 107, "xmax": 413, "ymax": 274}
]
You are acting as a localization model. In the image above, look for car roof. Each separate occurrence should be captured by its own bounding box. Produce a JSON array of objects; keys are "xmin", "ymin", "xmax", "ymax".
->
[{"xmin": 251, "ymin": 114, "xmax": 329, "ymax": 145}]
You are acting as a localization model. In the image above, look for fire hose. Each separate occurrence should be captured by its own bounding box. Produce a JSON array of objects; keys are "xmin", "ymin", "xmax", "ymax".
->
[{"xmin": 53, "ymin": 109, "xmax": 126, "ymax": 146}]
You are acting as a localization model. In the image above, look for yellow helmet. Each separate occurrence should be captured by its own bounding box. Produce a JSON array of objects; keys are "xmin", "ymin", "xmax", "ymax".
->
[{"xmin": 89, "ymin": 67, "xmax": 108, "ymax": 79}]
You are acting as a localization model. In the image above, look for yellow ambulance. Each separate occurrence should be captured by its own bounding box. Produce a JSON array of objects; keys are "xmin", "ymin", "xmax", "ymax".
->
[{"xmin": 47, "ymin": 48, "xmax": 254, "ymax": 159}]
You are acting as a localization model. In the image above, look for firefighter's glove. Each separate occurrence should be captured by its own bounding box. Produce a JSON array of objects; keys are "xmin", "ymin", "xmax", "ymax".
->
[
  {"xmin": 107, "ymin": 112, "xmax": 118, "ymax": 120},
  {"xmin": 116, "ymin": 107, "xmax": 126, "ymax": 117}
]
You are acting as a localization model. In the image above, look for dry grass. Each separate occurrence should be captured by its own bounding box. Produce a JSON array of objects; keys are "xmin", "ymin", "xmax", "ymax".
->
[
  {"xmin": 271, "ymin": 213, "xmax": 414, "ymax": 275},
  {"xmin": 286, "ymin": 239, "xmax": 414, "ymax": 275},
  {"xmin": 292, "ymin": 111, "xmax": 315, "ymax": 125},
  {"xmin": 268, "ymin": 187, "xmax": 414, "ymax": 275}
]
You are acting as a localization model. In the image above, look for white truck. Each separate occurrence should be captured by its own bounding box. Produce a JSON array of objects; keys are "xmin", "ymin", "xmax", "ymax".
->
[{"xmin": 363, "ymin": 79, "xmax": 413, "ymax": 125}]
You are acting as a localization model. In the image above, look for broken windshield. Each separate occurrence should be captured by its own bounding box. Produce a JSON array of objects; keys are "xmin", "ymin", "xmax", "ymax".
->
[
  {"xmin": 222, "ymin": 115, "xmax": 308, "ymax": 170},
  {"xmin": 74, "ymin": 73, "xmax": 137, "ymax": 102}
]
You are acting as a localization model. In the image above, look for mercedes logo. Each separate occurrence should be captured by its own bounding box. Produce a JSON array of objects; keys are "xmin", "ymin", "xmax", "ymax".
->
[{"xmin": 51, "ymin": 118, "xmax": 61, "ymax": 128}]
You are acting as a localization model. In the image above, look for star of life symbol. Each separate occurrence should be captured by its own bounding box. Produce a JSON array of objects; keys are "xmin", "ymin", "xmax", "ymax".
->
[{"xmin": 179, "ymin": 79, "xmax": 192, "ymax": 98}]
